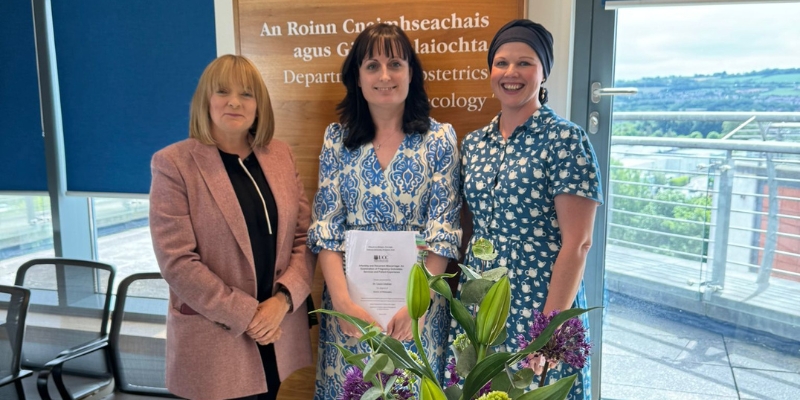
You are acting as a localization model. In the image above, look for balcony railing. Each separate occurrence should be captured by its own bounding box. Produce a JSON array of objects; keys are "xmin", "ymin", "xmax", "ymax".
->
[{"xmin": 607, "ymin": 111, "xmax": 800, "ymax": 340}]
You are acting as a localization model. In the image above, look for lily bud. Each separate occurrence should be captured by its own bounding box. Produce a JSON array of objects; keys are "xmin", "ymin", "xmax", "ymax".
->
[
  {"xmin": 475, "ymin": 276, "xmax": 511, "ymax": 345},
  {"xmin": 407, "ymin": 263, "xmax": 430, "ymax": 320},
  {"xmin": 421, "ymin": 376, "xmax": 447, "ymax": 400}
]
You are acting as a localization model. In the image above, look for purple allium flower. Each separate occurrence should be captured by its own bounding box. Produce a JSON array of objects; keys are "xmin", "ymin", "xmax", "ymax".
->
[
  {"xmin": 446, "ymin": 357, "xmax": 460, "ymax": 387},
  {"xmin": 478, "ymin": 382, "xmax": 492, "ymax": 397},
  {"xmin": 517, "ymin": 310, "xmax": 591, "ymax": 370},
  {"xmin": 339, "ymin": 366, "xmax": 413, "ymax": 400},
  {"xmin": 340, "ymin": 367, "xmax": 372, "ymax": 400}
]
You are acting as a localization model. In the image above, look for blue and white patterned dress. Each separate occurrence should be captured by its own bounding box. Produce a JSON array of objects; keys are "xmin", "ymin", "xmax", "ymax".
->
[
  {"xmin": 308, "ymin": 118, "xmax": 462, "ymax": 400},
  {"xmin": 448, "ymin": 106, "xmax": 603, "ymax": 399}
]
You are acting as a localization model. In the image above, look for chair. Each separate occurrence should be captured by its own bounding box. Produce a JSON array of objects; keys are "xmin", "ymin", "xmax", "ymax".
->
[
  {"xmin": 0, "ymin": 285, "xmax": 33, "ymax": 400},
  {"xmin": 14, "ymin": 258, "xmax": 115, "ymax": 399},
  {"xmin": 104, "ymin": 272, "xmax": 176, "ymax": 398},
  {"xmin": 42, "ymin": 272, "xmax": 178, "ymax": 399}
]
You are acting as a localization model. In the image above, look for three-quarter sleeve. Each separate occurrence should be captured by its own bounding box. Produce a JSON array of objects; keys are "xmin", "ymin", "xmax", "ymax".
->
[
  {"xmin": 422, "ymin": 122, "xmax": 462, "ymax": 259},
  {"xmin": 547, "ymin": 122, "xmax": 604, "ymax": 205},
  {"xmin": 307, "ymin": 123, "xmax": 348, "ymax": 253}
]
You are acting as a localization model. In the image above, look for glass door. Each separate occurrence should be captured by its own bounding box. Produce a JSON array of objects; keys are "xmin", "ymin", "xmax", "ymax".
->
[{"xmin": 575, "ymin": 1, "xmax": 800, "ymax": 399}]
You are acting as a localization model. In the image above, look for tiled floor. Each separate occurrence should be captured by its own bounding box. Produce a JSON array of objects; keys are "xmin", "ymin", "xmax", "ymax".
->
[{"xmin": 601, "ymin": 294, "xmax": 800, "ymax": 400}]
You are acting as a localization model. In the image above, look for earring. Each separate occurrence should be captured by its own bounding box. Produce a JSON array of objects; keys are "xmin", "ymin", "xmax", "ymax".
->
[{"xmin": 539, "ymin": 87, "xmax": 547, "ymax": 102}]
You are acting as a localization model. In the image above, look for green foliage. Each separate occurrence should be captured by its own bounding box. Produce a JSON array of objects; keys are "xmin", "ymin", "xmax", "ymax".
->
[
  {"xmin": 314, "ymin": 240, "xmax": 590, "ymax": 400},
  {"xmin": 610, "ymin": 160, "xmax": 712, "ymax": 260},
  {"xmin": 669, "ymin": 176, "xmax": 690, "ymax": 187}
]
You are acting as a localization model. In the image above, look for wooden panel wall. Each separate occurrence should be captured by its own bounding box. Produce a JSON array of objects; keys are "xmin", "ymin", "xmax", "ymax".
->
[{"xmin": 236, "ymin": 0, "xmax": 524, "ymax": 201}]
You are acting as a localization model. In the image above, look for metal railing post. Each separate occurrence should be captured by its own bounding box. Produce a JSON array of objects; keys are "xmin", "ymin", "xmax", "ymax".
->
[{"xmin": 710, "ymin": 151, "xmax": 734, "ymax": 290}]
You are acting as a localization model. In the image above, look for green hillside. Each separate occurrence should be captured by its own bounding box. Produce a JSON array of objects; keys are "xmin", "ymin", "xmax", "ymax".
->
[{"xmin": 614, "ymin": 68, "xmax": 800, "ymax": 112}]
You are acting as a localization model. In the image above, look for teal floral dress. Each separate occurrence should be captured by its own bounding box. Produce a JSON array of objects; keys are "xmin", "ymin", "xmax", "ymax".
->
[
  {"xmin": 448, "ymin": 106, "xmax": 603, "ymax": 399},
  {"xmin": 308, "ymin": 118, "xmax": 462, "ymax": 400}
]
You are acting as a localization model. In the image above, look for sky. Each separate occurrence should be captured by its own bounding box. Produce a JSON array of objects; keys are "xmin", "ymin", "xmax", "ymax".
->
[{"xmin": 614, "ymin": 2, "xmax": 800, "ymax": 80}]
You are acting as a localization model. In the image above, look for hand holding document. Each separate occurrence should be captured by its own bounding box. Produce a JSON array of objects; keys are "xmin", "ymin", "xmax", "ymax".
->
[{"xmin": 344, "ymin": 230, "xmax": 422, "ymax": 330}]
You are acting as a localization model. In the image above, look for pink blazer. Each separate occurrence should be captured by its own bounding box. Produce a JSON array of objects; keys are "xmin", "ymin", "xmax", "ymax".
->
[{"xmin": 149, "ymin": 138, "xmax": 313, "ymax": 400}]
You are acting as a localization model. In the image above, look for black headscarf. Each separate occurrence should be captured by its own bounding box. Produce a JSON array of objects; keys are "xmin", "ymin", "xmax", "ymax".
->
[{"xmin": 487, "ymin": 19, "xmax": 554, "ymax": 79}]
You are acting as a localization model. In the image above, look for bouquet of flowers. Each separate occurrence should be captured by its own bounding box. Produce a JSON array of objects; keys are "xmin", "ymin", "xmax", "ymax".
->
[{"xmin": 315, "ymin": 238, "xmax": 594, "ymax": 399}]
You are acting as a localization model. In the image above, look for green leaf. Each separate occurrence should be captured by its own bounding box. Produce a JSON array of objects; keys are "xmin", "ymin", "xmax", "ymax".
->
[
  {"xmin": 458, "ymin": 263, "xmax": 482, "ymax": 280},
  {"xmin": 383, "ymin": 375, "xmax": 398, "ymax": 395},
  {"xmin": 489, "ymin": 367, "xmax": 512, "ymax": 392},
  {"xmin": 515, "ymin": 374, "xmax": 578, "ymax": 400},
  {"xmin": 314, "ymin": 309, "xmax": 373, "ymax": 335},
  {"xmin": 331, "ymin": 343, "xmax": 368, "ymax": 370},
  {"xmin": 368, "ymin": 334, "xmax": 433, "ymax": 382},
  {"xmin": 449, "ymin": 298, "xmax": 478, "ymax": 347},
  {"xmin": 443, "ymin": 384, "xmax": 462, "ymax": 400},
  {"xmin": 428, "ymin": 275, "xmax": 453, "ymax": 300},
  {"xmin": 490, "ymin": 328, "xmax": 508, "ymax": 347},
  {"xmin": 460, "ymin": 279, "xmax": 495, "ymax": 305},
  {"xmin": 455, "ymin": 344, "xmax": 477, "ymax": 378},
  {"xmin": 360, "ymin": 386, "xmax": 383, "ymax": 400},
  {"xmin": 512, "ymin": 368, "xmax": 535, "ymax": 389},
  {"xmin": 481, "ymin": 267, "xmax": 508, "ymax": 282},
  {"xmin": 461, "ymin": 352, "xmax": 514, "ymax": 400},
  {"xmin": 471, "ymin": 238, "xmax": 498, "ymax": 261},
  {"xmin": 363, "ymin": 354, "xmax": 389, "ymax": 382},
  {"xmin": 320, "ymin": 309, "xmax": 434, "ymax": 382},
  {"xmin": 358, "ymin": 327, "xmax": 380, "ymax": 343}
]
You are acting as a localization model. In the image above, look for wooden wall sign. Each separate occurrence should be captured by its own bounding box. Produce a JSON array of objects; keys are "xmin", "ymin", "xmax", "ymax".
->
[{"xmin": 235, "ymin": 0, "xmax": 524, "ymax": 198}]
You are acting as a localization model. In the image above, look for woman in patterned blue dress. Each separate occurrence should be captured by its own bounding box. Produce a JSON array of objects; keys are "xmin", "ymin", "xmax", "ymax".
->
[
  {"xmin": 448, "ymin": 20, "xmax": 603, "ymax": 399},
  {"xmin": 308, "ymin": 24, "xmax": 461, "ymax": 400}
]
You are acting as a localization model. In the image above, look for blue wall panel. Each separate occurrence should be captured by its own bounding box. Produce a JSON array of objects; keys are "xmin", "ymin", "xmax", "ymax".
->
[
  {"xmin": 1, "ymin": 0, "xmax": 47, "ymax": 192},
  {"xmin": 53, "ymin": 1, "xmax": 217, "ymax": 194}
]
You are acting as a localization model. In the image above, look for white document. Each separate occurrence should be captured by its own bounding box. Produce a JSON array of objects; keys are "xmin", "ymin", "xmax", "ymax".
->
[{"xmin": 344, "ymin": 230, "xmax": 422, "ymax": 330}]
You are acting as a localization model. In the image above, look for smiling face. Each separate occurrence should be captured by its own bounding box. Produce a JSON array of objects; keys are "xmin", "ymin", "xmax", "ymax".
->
[
  {"xmin": 490, "ymin": 42, "xmax": 545, "ymax": 115},
  {"xmin": 208, "ymin": 82, "xmax": 257, "ymax": 139},
  {"xmin": 358, "ymin": 50, "xmax": 411, "ymax": 111}
]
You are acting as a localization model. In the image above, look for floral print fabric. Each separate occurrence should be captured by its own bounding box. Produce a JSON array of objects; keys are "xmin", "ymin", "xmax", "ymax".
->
[
  {"xmin": 308, "ymin": 118, "xmax": 461, "ymax": 399},
  {"xmin": 448, "ymin": 106, "xmax": 603, "ymax": 399}
]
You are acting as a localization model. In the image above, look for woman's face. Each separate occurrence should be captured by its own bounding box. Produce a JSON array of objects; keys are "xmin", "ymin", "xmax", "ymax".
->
[
  {"xmin": 490, "ymin": 42, "xmax": 545, "ymax": 113},
  {"xmin": 358, "ymin": 51, "xmax": 411, "ymax": 110},
  {"xmin": 208, "ymin": 82, "xmax": 257, "ymax": 138}
]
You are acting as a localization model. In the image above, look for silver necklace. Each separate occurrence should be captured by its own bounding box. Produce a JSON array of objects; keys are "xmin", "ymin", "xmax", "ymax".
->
[{"xmin": 374, "ymin": 133, "xmax": 400, "ymax": 150}]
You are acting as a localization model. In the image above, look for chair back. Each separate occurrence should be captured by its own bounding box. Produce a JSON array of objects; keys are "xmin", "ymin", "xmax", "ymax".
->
[
  {"xmin": 15, "ymin": 258, "xmax": 115, "ymax": 377},
  {"xmin": 109, "ymin": 272, "xmax": 175, "ymax": 397},
  {"xmin": 0, "ymin": 284, "xmax": 32, "ymax": 400}
]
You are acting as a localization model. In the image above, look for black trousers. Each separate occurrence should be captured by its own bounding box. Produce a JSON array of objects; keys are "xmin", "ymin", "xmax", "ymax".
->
[{"xmin": 231, "ymin": 344, "xmax": 281, "ymax": 400}]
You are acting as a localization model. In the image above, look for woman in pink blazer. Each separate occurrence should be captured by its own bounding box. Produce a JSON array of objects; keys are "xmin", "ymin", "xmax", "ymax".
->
[{"xmin": 149, "ymin": 55, "xmax": 313, "ymax": 400}]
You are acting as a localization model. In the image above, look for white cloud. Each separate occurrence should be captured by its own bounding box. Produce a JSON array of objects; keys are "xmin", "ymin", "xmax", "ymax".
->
[{"xmin": 614, "ymin": 2, "xmax": 800, "ymax": 80}]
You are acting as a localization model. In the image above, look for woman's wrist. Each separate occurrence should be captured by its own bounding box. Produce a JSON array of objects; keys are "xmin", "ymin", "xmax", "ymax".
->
[{"xmin": 277, "ymin": 285, "xmax": 293, "ymax": 312}]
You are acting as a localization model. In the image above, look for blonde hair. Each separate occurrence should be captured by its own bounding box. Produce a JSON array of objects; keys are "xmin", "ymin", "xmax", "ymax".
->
[{"xmin": 189, "ymin": 55, "xmax": 274, "ymax": 147}]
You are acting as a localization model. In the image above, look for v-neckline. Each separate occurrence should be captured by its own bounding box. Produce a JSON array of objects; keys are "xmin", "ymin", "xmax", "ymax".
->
[{"xmin": 372, "ymin": 134, "xmax": 406, "ymax": 172}]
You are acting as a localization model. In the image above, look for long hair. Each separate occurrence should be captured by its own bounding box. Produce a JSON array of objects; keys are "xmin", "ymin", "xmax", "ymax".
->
[
  {"xmin": 337, "ymin": 23, "xmax": 430, "ymax": 150},
  {"xmin": 189, "ymin": 55, "xmax": 275, "ymax": 148}
]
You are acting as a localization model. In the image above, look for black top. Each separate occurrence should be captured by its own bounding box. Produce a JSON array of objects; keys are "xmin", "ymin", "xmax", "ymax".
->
[{"xmin": 219, "ymin": 149, "xmax": 279, "ymax": 302}]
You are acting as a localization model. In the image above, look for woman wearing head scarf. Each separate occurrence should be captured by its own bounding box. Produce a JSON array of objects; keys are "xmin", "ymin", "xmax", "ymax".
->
[
  {"xmin": 448, "ymin": 19, "xmax": 603, "ymax": 399},
  {"xmin": 308, "ymin": 23, "xmax": 461, "ymax": 399}
]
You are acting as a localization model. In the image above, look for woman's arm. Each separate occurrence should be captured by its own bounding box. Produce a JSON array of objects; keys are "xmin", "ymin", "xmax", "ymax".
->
[
  {"xmin": 319, "ymin": 249, "xmax": 376, "ymax": 336},
  {"xmin": 248, "ymin": 145, "xmax": 314, "ymax": 343},
  {"xmin": 543, "ymin": 193, "xmax": 598, "ymax": 314},
  {"xmin": 273, "ymin": 145, "xmax": 314, "ymax": 310},
  {"xmin": 150, "ymin": 150, "xmax": 258, "ymax": 336}
]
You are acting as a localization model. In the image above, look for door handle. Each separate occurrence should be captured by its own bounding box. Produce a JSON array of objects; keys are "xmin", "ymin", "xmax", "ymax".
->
[{"xmin": 591, "ymin": 82, "xmax": 638, "ymax": 103}]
